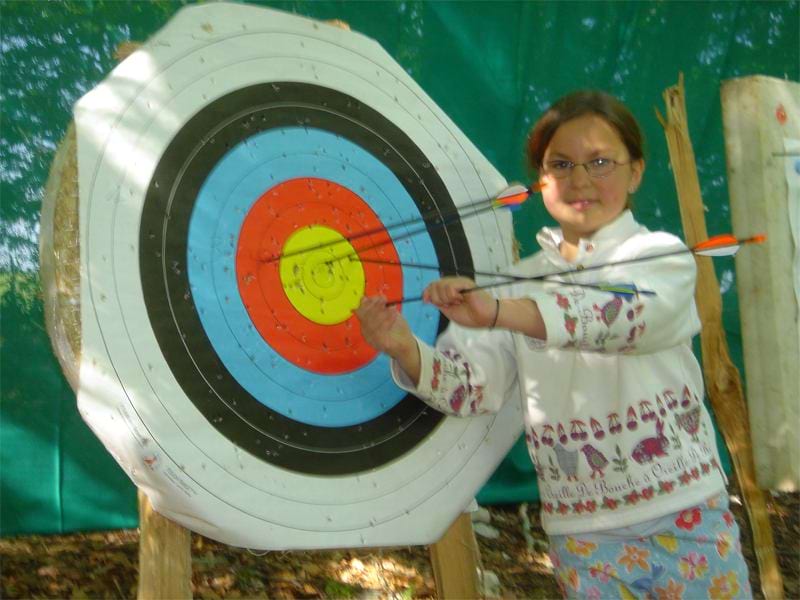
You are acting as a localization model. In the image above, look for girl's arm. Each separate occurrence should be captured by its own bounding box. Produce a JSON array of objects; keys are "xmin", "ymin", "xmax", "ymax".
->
[
  {"xmin": 356, "ymin": 296, "xmax": 421, "ymax": 385},
  {"xmin": 355, "ymin": 293, "xmax": 519, "ymax": 417},
  {"xmin": 423, "ymin": 277, "xmax": 548, "ymax": 340}
]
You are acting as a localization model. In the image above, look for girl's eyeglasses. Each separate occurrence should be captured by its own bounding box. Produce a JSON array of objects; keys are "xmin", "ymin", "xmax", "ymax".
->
[{"xmin": 543, "ymin": 158, "xmax": 630, "ymax": 180}]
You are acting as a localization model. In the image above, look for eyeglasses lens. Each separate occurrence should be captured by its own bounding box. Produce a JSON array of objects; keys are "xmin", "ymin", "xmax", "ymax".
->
[
  {"xmin": 588, "ymin": 162, "xmax": 615, "ymax": 178},
  {"xmin": 546, "ymin": 161, "xmax": 617, "ymax": 179}
]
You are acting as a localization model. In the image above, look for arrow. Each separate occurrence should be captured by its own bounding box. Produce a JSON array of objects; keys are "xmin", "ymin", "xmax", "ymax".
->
[
  {"xmin": 383, "ymin": 233, "xmax": 766, "ymax": 305},
  {"xmin": 261, "ymin": 183, "xmax": 542, "ymax": 264},
  {"xmin": 349, "ymin": 258, "xmax": 656, "ymax": 304}
]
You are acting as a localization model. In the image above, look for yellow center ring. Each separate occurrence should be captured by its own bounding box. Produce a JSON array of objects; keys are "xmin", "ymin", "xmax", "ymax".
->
[{"xmin": 279, "ymin": 226, "xmax": 365, "ymax": 325}]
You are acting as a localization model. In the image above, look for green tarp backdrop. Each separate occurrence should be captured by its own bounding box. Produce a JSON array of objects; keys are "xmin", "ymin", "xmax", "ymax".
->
[{"xmin": 1, "ymin": 0, "xmax": 797, "ymax": 537}]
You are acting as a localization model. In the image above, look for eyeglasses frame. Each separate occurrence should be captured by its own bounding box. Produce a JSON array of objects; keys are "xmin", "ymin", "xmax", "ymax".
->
[{"xmin": 541, "ymin": 158, "xmax": 631, "ymax": 180}]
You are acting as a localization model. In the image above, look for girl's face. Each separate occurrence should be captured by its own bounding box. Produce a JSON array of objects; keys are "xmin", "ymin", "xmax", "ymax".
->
[{"xmin": 539, "ymin": 114, "xmax": 644, "ymax": 244}]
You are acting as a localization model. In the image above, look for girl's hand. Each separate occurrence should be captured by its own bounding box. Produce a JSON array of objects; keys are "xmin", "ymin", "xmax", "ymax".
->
[
  {"xmin": 354, "ymin": 296, "xmax": 416, "ymax": 358},
  {"xmin": 423, "ymin": 277, "xmax": 497, "ymax": 328},
  {"xmin": 355, "ymin": 296, "xmax": 421, "ymax": 385}
]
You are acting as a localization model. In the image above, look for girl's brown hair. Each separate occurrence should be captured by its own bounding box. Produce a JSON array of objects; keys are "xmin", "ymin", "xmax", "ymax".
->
[{"xmin": 526, "ymin": 90, "xmax": 645, "ymax": 171}]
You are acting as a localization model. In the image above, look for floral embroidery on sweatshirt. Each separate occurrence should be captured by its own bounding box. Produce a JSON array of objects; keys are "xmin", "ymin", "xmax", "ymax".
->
[
  {"xmin": 426, "ymin": 350, "xmax": 489, "ymax": 416},
  {"xmin": 448, "ymin": 385, "xmax": 467, "ymax": 412},
  {"xmin": 431, "ymin": 358, "xmax": 442, "ymax": 391},
  {"xmin": 540, "ymin": 458, "xmax": 720, "ymax": 517},
  {"xmin": 548, "ymin": 287, "xmax": 647, "ymax": 352}
]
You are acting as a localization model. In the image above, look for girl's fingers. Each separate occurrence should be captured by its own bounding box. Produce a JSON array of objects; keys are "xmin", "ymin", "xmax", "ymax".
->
[
  {"xmin": 449, "ymin": 285, "xmax": 467, "ymax": 304},
  {"xmin": 358, "ymin": 295, "xmax": 386, "ymax": 313},
  {"xmin": 359, "ymin": 296, "xmax": 400, "ymax": 328},
  {"xmin": 424, "ymin": 277, "xmax": 475, "ymax": 307},
  {"xmin": 424, "ymin": 284, "xmax": 440, "ymax": 305},
  {"xmin": 355, "ymin": 296, "xmax": 394, "ymax": 352},
  {"xmin": 355, "ymin": 297, "xmax": 383, "ymax": 327}
]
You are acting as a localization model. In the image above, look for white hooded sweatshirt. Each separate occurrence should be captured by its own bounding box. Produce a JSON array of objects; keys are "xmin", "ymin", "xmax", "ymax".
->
[{"xmin": 392, "ymin": 211, "xmax": 726, "ymax": 535}]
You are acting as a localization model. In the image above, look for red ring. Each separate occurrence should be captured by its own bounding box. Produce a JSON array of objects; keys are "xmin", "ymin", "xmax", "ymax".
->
[{"xmin": 236, "ymin": 178, "xmax": 402, "ymax": 374}]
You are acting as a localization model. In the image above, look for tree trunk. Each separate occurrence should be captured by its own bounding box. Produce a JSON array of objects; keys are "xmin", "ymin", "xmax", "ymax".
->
[{"xmin": 658, "ymin": 73, "xmax": 784, "ymax": 600}]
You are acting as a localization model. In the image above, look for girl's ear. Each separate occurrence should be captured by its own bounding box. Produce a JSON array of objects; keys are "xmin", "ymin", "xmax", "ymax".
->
[{"xmin": 628, "ymin": 159, "xmax": 645, "ymax": 194}]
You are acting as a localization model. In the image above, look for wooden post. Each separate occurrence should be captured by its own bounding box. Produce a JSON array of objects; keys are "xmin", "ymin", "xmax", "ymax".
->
[
  {"xmin": 429, "ymin": 513, "xmax": 482, "ymax": 599},
  {"xmin": 657, "ymin": 73, "xmax": 784, "ymax": 599},
  {"xmin": 137, "ymin": 491, "xmax": 193, "ymax": 599},
  {"xmin": 720, "ymin": 75, "xmax": 800, "ymax": 491}
]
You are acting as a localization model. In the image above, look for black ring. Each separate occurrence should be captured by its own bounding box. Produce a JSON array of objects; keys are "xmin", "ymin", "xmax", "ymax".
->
[{"xmin": 140, "ymin": 82, "xmax": 474, "ymax": 475}]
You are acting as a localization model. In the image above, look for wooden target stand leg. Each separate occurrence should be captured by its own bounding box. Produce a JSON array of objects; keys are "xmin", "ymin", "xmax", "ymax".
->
[
  {"xmin": 137, "ymin": 492, "xmax": 192, "ymax": 599},
  {"xmin": 429, "ymin": 512, "xmax": 482, "ymax": 599},
  {"xmin": 657, "ymin": 73, "xmax": 784, "ymax": 599}
]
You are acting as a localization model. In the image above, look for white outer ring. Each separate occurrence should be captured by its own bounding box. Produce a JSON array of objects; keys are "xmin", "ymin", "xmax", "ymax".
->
[{"xmin": 76, "ymin": 2, "xmax": 522, "ymax": 549}]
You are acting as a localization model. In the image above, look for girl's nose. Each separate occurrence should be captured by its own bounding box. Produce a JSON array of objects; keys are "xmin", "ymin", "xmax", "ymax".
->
[{"xmin": 569, "ymin": 164, "xmax": 593, "ymax": 187}]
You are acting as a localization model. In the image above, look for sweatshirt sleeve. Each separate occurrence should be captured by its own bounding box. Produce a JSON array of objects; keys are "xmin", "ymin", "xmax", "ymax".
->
[
  {"xmin": 529, "ymin": 233, "xmax": 701, "ymax": 354},
  {"xmin": 390, "ymin": 323, "xmax": 519, "ymax": 417}
]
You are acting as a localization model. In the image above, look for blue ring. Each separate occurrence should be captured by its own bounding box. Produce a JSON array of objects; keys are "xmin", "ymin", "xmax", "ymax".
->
[{"xmin": 187, "ymin": 127, "xmax": 440, "ymax": 427}]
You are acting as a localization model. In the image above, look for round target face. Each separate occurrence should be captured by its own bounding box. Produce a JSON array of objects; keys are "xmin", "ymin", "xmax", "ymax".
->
[
  {"xmin": 140, "ymin": 81, "xmax": 469, "ymax": 473},
  {"xmin": 75, "ymin": 3, "xmax": 522, "ymax": 549}
]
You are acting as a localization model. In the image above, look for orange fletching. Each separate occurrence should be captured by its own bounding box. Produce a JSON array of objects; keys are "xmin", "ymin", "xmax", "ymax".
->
[
  {"xmin": 693, "ymin": 233, "xmax": 766, "ymax": 257},
  {"xmin": 694, "ymin": 234, "xmax": 738, "ymax": 251},
  {"xmin": 493, "ymin": 182, "xmax": 546, "ymax": 208},
  {"xmin": 496, "ymin": 191, "xmax": 529, "ymax": 206},
  {"xmin": 694, "ymin": 233, "xmax": 767, "ymax": 251}
]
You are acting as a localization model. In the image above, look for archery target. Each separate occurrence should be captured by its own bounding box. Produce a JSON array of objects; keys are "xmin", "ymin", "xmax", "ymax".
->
[{"xmin": 75, "ymin": 2, "xmax": 523, "ymax": 549}]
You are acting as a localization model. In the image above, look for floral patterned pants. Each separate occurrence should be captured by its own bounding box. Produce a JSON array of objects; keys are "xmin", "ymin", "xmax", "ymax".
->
[{"xmin": 548, "ymin": 493, "xmax": 752, "ymax": 599}]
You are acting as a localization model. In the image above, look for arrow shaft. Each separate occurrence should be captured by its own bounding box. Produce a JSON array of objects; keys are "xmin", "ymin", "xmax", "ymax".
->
[
  {"xmin": 363, "ymin": 258, "xmax": 655, "ymax": 306},
  {"xmin": 348, "ymin": 199, "xmax": 501, "ymax": 260},
  {"xmin": 383, "ymin": 236, "xmax": 759, "ymax": 305},
  {"xmin": 263, "ymin": 187, "xmax": 526, "ymax": 263}
]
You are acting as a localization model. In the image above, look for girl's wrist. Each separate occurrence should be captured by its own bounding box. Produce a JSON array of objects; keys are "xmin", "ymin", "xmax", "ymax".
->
[
  {"xmin": 386, "ymin": 332, "xmax": 417, "ymax": 359},
  {"xmin": 493, "ymin": 298, "xmax": 546, "ymax": 339},
  {"xmin": 392, "ymin": 337, "xmax": 422, "ymax": 386}
]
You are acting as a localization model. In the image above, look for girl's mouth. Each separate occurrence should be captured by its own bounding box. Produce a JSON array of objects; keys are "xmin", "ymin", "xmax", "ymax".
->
[{"xmin": 568, "ymin": 200, "xmax": 594, "ymax": 212}]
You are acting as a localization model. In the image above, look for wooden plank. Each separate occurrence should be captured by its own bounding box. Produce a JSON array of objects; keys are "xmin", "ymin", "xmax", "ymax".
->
[
  {"xmin": 657, "ymin": 73, "xmax": 784, "ymax": 599},
  {"xmin": 137, "ymin": 491, "xmax": 193, "ymax": 600},
  {"xmin": 429, "ymin": 513, "xmax": 481, "ymax": 599},
  {"xmin": 720, "ymin": 75, "xmax": 800, "ymax": 491}
]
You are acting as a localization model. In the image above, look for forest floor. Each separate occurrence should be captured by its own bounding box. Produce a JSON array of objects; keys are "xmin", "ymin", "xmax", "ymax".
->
[{"xmin": 1, "ymin": 489, "xmax": 797, "ymax": 599}]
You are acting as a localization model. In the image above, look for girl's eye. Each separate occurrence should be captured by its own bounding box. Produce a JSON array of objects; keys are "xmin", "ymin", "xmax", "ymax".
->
[
  {"xmin": 587, "ymin": 158, "xmax": 618, "ymax": 177},
  {"xmin": 548, "ymin": 160, "xmax": 572, "ymax": 171}
]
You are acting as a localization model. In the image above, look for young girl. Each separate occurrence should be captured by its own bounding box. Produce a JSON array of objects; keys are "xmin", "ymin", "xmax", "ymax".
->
[{"xmin": 356, "ymin": 91, "xmax": 751, "ymax": 599}]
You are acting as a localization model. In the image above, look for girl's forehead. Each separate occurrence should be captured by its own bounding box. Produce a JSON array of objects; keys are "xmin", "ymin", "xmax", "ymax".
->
[{"xmin": 546, "ymin": 114, "xmax": 625, "ymax": 154}]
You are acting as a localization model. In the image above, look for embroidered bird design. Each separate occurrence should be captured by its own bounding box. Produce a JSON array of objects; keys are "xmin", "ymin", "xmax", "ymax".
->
[
  {"xmin": 553, "ymin": 444, "xmax": 580, "ymax": 481},
  {"xmin": 593, "ymin": 296, "xmax": 623, "ymax": 326},
  {"xmin": 675, "ymin": 405, "xmax": 702, "ymax": 441},
  {"xmin": 580, "ymin": 444, "xmax": 609, "ymax": 478}
]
